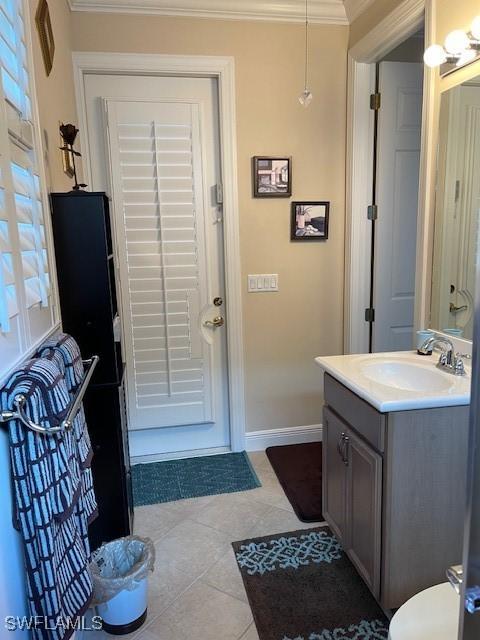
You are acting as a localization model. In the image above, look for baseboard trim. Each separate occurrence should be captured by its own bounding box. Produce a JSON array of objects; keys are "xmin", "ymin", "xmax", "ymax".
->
[
  {"xmin": 245, "ymin": 424, "xmax": 323, "ymax": 451},
  {"xmin": 131, "ymin": 446, "xmax": 230, "ymax": 465},
  {"xmin": 130, "ymin": 425, "xmax": 323, "ymax": 463}
]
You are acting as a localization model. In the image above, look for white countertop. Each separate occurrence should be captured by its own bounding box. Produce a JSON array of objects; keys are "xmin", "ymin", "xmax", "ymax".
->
[{"xmin": 315, "ymin": 351, "xmax": 471, "ymax": 413}]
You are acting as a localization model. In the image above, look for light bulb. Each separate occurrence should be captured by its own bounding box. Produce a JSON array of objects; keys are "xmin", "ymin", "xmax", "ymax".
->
[
  {"xmin": 456, "ymin": 48, "xmax": 476, "ymax": 66},
  {"xmin": 423, "ymin": 44, "xmax": 447, "ymax": 68},
  {"xmin": 444, "ymin": 29, "xmax": 470, "ymax": 55},
  {"xmin": 471, "ymin": 16, "xmax": 480, "ymax": 40},
  {"xmin": 298, "ymin": 89, "xmax": 313, "ymax": 107}
]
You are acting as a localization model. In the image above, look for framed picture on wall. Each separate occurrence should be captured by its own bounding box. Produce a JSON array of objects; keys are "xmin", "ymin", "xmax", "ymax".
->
[
  {"xmin": 35, "ymin": 0, "xmax": 55, "ymax": 77},
  {"xmin": 252, "ymin": 156, "xmax": 292, "ymax": 197},
  {"xmin": 291, "ymin": 201, "xmax": 330, "ymax": 241}
]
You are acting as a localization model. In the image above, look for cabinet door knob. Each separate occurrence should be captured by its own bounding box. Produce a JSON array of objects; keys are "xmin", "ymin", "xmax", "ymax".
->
[
  {"xmin": 337, "ymin": 432, "xmax": 350, "ymax": 465},
  {"xmin": 342, "ymin": 435, "xmax": 350, "ymax": 466}
]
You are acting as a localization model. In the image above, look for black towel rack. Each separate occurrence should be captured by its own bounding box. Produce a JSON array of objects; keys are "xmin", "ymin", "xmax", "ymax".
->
[{"xmin": 0, "ymin": 356, "xmax": 99, "ymax": 435}]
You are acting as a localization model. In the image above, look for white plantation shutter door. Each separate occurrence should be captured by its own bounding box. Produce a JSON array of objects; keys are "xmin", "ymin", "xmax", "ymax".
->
[
  {"xmin": 0, "ymin": 0, "xmax": 56, "ymax": 379},
  {"xmin": 106, "ymin": 99, "xmax": 214, "ymax": 430},
  {"xmin": 0, "ymin": 158, "xmax": 22, "ymax": 366}
]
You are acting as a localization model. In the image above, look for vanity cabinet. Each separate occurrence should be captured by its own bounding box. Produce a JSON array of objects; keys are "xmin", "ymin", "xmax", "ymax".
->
[
  {"xmin": 323, "ymin": 407, "xmax": 382, "ymax": 598},
  {"xmin": 322, "ymin": 372, "xmax": 469, "ymax": 609}
]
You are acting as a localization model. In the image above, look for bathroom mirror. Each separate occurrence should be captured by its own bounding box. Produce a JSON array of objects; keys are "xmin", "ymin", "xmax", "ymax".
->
[{"xmin": 430, "ymin": 76, "xmax": 480, "ymax": 341}]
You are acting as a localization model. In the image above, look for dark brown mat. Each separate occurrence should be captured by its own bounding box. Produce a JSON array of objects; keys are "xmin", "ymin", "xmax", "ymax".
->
[
  {"xmin": 266, "ymin": 442, "xmax": 322, "ymax": 522},
  {"xmin": 233, "ymin": 526, "xmax": 389, "ymax": 640}
]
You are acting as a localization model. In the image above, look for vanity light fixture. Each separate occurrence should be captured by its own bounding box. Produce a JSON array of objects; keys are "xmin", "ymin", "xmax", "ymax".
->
[
  {"xmin": 456, "ymin": 49, "xmax": 477, "ymax": 67},
  {"xmin": 444, "ymin": 29, "xmax": 470, "ymax": 55},
  {"xmin": 424, "ymin": 17, "xmax": 480, "ymax": 71},
  {"xmin": 471, "ymin": 16, "xmax": 480, "ymax": 40},
  {"xmin": 298, "ymin": 0, "xmax": 313, "ymax": 107},
  {"xmin": 423, "ymin": 44, "xmax": 447, "ymax": 68}
]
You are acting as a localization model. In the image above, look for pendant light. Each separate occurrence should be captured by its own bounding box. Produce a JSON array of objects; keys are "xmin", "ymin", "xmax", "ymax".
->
[{"xmin": 298, "ymin": 0, "xmax": 313, "ymax": 107}]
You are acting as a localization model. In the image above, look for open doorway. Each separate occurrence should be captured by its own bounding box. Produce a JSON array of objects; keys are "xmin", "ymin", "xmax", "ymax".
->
[
  {"xmin": 369, "ymin": 31, "xmax": 424, "ymax": 352},
  {"xmin": 344, "ymin": 9, "xmax": 428, "ymax": 355}
]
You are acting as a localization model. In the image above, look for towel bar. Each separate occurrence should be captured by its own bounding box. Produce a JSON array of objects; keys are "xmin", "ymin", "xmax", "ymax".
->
[{"xmin": 0, "ymin": 356, "xmax": 99, "ymax": 435}]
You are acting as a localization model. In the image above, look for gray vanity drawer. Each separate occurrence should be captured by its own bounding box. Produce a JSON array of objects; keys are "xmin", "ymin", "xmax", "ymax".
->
[{"xmin": 324, "ymin": 373, "xmax": 385, "ymax": 452}]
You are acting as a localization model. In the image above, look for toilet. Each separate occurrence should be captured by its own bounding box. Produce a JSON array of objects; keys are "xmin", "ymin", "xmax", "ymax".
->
[{"xmin": 389, "ymin": 582, "xmax": 460, "ymax": 639}]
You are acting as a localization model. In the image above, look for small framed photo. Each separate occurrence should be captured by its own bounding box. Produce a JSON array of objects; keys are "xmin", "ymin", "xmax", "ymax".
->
[
  {"xmin": 252, "ymin": 156, "xmax": 292, "ymax": 198},
  {"xmin": 291, "ymin": 201, "xmax": 330, "ymax": 241}
]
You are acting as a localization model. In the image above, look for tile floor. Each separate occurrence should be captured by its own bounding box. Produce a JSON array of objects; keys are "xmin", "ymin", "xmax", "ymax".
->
[{"xmin": 84, "ymin": 451, "xmax": 326, "ymax": 640}]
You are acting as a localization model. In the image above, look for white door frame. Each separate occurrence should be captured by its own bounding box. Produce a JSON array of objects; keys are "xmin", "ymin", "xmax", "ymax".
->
[
  {"xmin": 72, "ymin": 52, "xmax": 246, "ymax": 452},
  {"xmin": 345, "ymin": 0, "xmax": 437, "ymax": 353}
]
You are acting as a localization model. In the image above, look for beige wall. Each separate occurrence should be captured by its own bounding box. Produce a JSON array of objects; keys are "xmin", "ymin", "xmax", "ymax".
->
[
  {"xmin": 29, "ymin": 0, "xmax": 78, "ymax": 191},
  {"xmin": 71, "ymin": 14, "xmax": 349, "ymax": 432}
]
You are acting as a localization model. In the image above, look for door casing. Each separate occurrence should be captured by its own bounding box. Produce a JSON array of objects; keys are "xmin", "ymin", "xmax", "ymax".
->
[{"xmin": 72, "ymin": 52, "xmax": 246, "ymax": 456}]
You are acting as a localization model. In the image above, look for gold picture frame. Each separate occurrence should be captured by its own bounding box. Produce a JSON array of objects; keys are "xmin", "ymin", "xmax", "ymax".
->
[{"xmin": 35, "ymin": 0, "xmax": 55, "ymax": 77}]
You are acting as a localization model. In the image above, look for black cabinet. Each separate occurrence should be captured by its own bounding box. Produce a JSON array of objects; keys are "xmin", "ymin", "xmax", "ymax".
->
[
  {"xmin": 50, "ymin": 192, "xmax": 133, "ymax": 550},
  {"xmin": 49, "ymin": 192, "xmax": 121, "ymax": 386}
]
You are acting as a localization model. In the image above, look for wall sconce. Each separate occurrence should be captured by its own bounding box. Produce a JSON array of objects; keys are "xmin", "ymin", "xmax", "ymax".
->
[{"xmin": 424, "ymin": 17, "xmax": 480, "ymax": 75}]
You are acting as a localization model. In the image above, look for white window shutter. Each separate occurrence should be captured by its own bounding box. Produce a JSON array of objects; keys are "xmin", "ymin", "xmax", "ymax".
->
[
  {"xmin": 0, "ymin": 167, "xmax": 17, "ymax": 330},
  {"xmin": 0, "ymin": 0, "xmax": 57, "ymax": 380}
]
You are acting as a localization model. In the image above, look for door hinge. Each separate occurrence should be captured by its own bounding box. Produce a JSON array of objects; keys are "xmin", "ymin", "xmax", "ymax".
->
[
  {"xmin": 367, "ymin": 204, "xmax": 378, "ymax": 220},
  {"xmin": 370, "ymin": 92, "xmax": 381, "ymax": 110},
  {"xmin": 365, "ymin": 307, "xmax": 375, "ymax": 323},
  {"xmin": 216, "ymin": 183, "xmax": 224, "ymax": 205}
]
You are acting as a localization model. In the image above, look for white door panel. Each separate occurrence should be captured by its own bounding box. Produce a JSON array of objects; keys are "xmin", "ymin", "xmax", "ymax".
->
[
  {"xmin": 85, "ymin": 75, "xmax": 229, "ymax": 454},
  {"xmin": 373, "ymin": 62, "xmax": 423, "ymax": 352}
]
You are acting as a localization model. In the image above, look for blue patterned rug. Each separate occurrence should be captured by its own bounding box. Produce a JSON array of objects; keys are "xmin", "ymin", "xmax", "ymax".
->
[
  {"xmin": 233, "ymin": 526, "xmax": 390, "ymax": 640},
  {"xmin": 132, "ymin": 451, "xmax": 261, "ymax": 506}
]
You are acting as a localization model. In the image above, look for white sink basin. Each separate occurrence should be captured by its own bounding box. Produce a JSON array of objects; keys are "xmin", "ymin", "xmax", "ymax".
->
[
  {"xmin": 315, "ymin": 351, "xmax": 471, "ymax": 412},
  {"xmin": 359, "ymin": 360, "xmax": 454, "ymax": 393}
]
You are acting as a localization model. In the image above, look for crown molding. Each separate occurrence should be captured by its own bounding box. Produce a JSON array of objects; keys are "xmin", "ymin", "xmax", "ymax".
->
[
  {"xmin": 68, "ymin": 0, "xmax": 348, "ymax": 24},
  {"xmin": 343, "ymin": 0, "xmax": 375, "ymax": 22},
  {"xmin": 349, "ymin": 0, "xmax": 424, "ymax": 62}
]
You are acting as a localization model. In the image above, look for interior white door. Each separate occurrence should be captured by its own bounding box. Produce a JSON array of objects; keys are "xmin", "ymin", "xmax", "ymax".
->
[
  {"xmin": 85, "ymin": 75, "xmax": 229, "ymax": 456},
  {"xmin": 373, "ymin": 62, "xmax": 423, "ymax": 352}
]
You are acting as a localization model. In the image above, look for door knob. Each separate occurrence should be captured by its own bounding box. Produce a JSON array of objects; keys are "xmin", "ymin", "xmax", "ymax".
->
[{"xmin": 204, "ymin": 316, "xmax": 224, "ymax": 328}]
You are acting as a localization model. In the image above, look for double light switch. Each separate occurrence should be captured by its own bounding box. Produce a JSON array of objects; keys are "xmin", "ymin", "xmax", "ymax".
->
[{"xmin": 248, "ymin": 274, "xmax": 279, "ymax": 292}]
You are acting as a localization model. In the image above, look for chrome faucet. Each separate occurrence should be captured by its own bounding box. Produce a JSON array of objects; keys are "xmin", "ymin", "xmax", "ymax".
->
[{"xmin": 418, "ymin": 336, "xmax": 466, "ymax": 376}]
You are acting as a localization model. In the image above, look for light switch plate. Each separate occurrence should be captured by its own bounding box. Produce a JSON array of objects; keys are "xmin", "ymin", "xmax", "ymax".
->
[{"xmin": 248, "ymin": 274, "xmax": 279, "ymax": 292}]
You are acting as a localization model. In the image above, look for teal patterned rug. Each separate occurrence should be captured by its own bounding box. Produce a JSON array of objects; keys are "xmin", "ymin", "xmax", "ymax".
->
[{"xmin": 132, "ymin": 451, "xmax": 261, "ymax": 506}]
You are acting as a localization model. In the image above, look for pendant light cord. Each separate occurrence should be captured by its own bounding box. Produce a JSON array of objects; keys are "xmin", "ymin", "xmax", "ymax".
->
[{"xmin": 304, "ymin": 0, "xmax": 309, "ymax": 91}]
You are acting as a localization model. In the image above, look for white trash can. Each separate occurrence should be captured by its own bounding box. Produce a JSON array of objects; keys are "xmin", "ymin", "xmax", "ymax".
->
[{"xmin": 90, "ymin": 536, "xmax": 155, "ymax": 635}]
